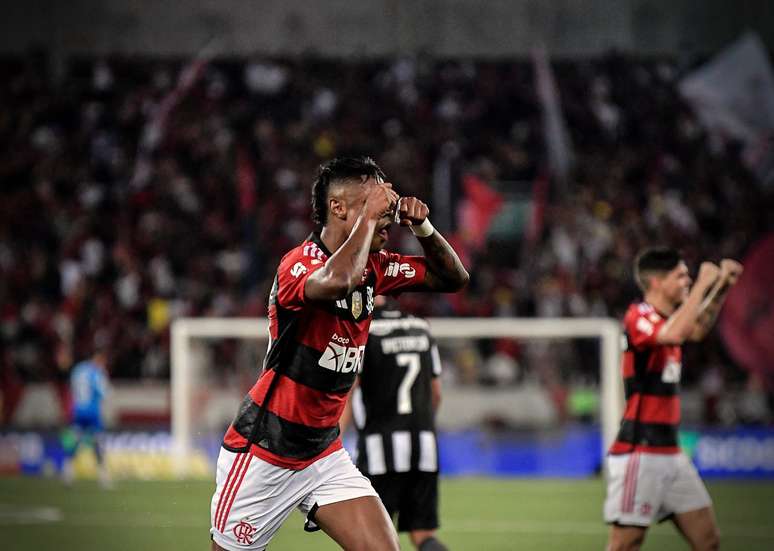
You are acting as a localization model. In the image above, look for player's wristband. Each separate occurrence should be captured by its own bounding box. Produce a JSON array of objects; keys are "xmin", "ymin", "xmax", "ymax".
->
[{"xmin": 410, "ymin": 218, "xmax": 435, "ymax": 238}]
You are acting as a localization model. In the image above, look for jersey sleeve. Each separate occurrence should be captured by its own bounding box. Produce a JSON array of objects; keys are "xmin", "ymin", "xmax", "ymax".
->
[
  {"xmin": 625, "ymin": 307, "xmax": 667, "ymax": 351},
  {"xmin": 374, "ymin": 251, "xmax": 428, "ymax": 296},
  {"xmin": 274, "ymin": 248, "xmax": 327, "ymax": 311}
]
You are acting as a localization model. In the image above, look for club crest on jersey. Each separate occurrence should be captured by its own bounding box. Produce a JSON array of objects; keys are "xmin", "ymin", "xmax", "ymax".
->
[{"xmin": 351, "ymin": 291, "xmax": 363, "ymax": 318}]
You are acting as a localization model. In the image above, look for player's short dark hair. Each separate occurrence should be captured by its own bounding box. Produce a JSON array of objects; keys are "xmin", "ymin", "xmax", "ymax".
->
[
  {"xmin": 311, "ymin": 156, "xmax": 386, "ymax": 226},
  {"xmin": 634, "ymin": 247, "xmax": 683, "ymax": 291}
]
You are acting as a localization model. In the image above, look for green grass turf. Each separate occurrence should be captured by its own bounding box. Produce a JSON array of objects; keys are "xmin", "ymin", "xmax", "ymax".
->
[{"xmin": 1, "ymin": 476, "xmax": 772, "ymax": 550}]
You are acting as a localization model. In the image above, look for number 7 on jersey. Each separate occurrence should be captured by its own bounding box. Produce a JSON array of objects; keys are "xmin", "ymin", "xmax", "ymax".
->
[{"xmin": 396, "ymin": 353, "xmax": 421, "ymax": 414}]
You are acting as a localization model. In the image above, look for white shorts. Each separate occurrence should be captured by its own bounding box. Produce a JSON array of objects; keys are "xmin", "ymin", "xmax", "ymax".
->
[
  {"xmin": 604, "ymin": 452, "xmax": 712, "ymax": 527},
  {"xmin": 210, "ymin": 447, "xmax": 378, "ymax": 551}
]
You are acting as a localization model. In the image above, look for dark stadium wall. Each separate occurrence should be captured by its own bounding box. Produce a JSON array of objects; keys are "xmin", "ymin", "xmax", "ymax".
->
[{"xmin": 1, "ymin": 0, "xmax": 773, "ymax": 57}]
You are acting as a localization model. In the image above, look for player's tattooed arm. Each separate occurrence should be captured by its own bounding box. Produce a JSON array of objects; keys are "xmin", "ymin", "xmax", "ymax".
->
[
  {"xmin": 397, "ymin": 197, "xmax": 469, "ymax": 292},
  {"xmin": 690, "ymin": 259, "xmax": 743, "ymax": 341},
  {"xmin": 417, "ymin": 230, "xmax": 470, "ymax": 291}
]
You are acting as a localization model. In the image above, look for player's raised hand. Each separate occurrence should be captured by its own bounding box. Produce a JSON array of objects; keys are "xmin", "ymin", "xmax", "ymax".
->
[
  {"xmin": 397, "ymin": 197, "xmax": 429, "ymax": 227},
  {"xmin": 696, "ymin": 261, "xmax": 720, "ymax": 289},
  {"xmin": 363, "ymin": 182, "xmax": 399, "ymax": 221},
  {"xmin": 720, "ymin": 258, "xmax": 743, "ymax": 285}
]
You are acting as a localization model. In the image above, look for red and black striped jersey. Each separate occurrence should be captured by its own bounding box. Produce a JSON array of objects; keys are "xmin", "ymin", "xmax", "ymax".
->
[
  {"xmin": 222, "ymin": 233, "xmax": 428, "ymax": 470},
  {"xmin": 609, "ymin": 302, "xmax": 682, "ymax": 455}
]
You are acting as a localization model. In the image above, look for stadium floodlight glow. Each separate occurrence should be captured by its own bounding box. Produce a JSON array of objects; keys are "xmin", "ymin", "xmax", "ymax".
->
[{"xmin": 171, "ymin": 317, "xmax": 624, "ymax": 477}]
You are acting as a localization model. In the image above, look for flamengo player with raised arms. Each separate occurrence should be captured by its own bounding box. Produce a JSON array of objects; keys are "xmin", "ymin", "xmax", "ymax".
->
[
  {"xmin": 605, "ymin": 248, "xmax": 743, "ymax": 551},
  {"xmin": 210, "ymin": 156, "xmax": 469, "ymax": 551}
]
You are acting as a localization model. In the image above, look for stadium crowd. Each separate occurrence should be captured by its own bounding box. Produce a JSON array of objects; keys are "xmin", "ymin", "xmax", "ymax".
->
[{"xmin": 1, "ymin": 50, "xmax": 772, "ymax": 424}]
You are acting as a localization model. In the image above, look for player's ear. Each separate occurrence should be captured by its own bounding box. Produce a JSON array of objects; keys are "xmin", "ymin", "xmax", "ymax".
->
[{"xmin": 329, "ymin": 197, "xmax": 347, "ymax": 221}]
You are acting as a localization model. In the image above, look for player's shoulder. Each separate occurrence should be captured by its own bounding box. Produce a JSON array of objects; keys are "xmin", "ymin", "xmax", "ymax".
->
[
  {"xmin": 625, "ymin": 301, "xmax": 655, "ymax": 319},
  {"xmin": 624, "ymin": 301, "xmax": 664, "ymax": 331},
  {"xmin": 279, "ymin": 235, "xmax": 327, "ymax": 267}
]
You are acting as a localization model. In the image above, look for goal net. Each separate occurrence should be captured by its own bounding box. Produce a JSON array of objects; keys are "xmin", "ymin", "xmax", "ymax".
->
[{"xmin": 171, "ymin": 317, "xmax": 624, "ymax": 477}]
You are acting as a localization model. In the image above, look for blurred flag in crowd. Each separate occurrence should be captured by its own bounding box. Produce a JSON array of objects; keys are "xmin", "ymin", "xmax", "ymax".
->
[
  {"xmin": 679, "ymin": 32, "xmax": 774, "ymax": 188},
  {"xmin": 532, "ymin": 45, "xmax": 574, "ymax": 188},
  {"xmin": 131, "ymin": 40, "xmax": 216, "ymax": 189},
  {"xmin": 720, "ymin": 234, "xmax": 774, "ymax": 391}
]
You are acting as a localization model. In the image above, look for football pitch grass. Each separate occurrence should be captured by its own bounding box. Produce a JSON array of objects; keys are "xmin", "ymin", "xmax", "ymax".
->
[{"xmin": 1, "ymin": 477, "xmax": 773, "ymax": 550}]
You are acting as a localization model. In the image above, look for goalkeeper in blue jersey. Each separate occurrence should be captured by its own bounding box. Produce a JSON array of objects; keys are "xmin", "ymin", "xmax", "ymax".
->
[{"xmin": 61, "ymin": 348, "xmax": 112, "ymax": 487}]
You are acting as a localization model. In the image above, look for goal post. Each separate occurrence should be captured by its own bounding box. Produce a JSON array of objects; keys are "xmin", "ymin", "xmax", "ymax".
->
[{"xmin": 171, "ymin": 317, "xmax": 624, "ymax": 477}]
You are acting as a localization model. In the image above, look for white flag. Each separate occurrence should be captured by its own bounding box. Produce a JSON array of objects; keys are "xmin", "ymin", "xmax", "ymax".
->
[
  {"xmin": 679, "ymin": 32, "xmax": 774, "ymax": 186},
  {"xmin": 532, "ymin": 45, "xmax": 574, "ymax": 187}
]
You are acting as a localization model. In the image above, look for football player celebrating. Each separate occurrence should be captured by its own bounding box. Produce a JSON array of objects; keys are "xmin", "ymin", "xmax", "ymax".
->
[
  {"xmin": 605, "ymin": 248, "xmax": 743, "ymax": 551},
  {"xmin": 210, "ymin": 156, "xmax": 468, "ymax": 551}
]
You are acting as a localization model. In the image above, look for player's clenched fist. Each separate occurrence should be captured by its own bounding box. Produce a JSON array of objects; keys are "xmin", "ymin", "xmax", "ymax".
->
[
  {"xmin": 696, "ymin": 261, "xmax": 720, "ymax": 288},
  {"xmin": 397, "ymin": 197, "xmax": 429, "ymax": 227},
  {"xmin": 720, "ymin": 258, "xmax": 743, "ymax": 285},
  {"xmin": 363, "ymin": 182, "xmax": 400, "ymax": 221}
]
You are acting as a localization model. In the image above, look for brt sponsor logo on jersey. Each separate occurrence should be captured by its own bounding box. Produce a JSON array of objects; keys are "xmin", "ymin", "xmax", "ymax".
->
[
  {"xmin": 318, "ymin": 341, "xmax": 366, "ymax": 373},
  {"xmin": 385, "ymin": 262, "xmax": 416, "ymax": 278}
]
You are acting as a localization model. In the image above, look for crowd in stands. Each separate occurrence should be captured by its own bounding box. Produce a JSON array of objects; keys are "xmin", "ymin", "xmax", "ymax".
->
[{"xmin": 1, "ymin": 49, "xmax": 771, "ymax": 424}]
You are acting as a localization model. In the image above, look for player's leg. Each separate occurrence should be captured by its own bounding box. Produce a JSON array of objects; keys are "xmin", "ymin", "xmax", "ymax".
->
[
  {"xmin": 301, "ymin": 449, "xmax": 398, "ymax": 551},
  {"xmin": 400, "ymin": 472, "xmax": 447, "ymax": 551},
  {"xmin": 313, "ymin": 495, "xmax": 399, "ymax": 551},
  {"xmin": 672, "ymin": 507, "xmax": 720, "ymax": 551},
  {"xmin": 603, "ymin": 453, "xmax": 666, "ymax": 551},
  {"xmin": 209, "ymin": 448, "xmax": 304, "ymax": 551},
  {"xmin": 61, "ymin": 420, "xmax": 84, "ymax": 485},
  {"xmin": 606, "ymin": 525, "xmax": 647, "ymax": 551},
  {"xmin": 88, "ymin": 420, "xmax": 112, "ymax": 488},
  {"xmin": 665, "ymin": 454, "xmax": 718, "ymax": 551},
  {"xmin": 410, "ymin": 530, "xmax": 448, "ymax": 551}
]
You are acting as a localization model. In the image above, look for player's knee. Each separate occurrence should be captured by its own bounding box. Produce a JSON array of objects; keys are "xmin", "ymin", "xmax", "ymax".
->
[
  {"xmin": 356, "ymin": 530, "xmax": 399, "ymax": 551},
  {"xmin": 607, "ymin": 532, "xmax": 645, "ymax": 551},
  {"xmin": 699, "ymin": 526, "xmax": 720, "ymax": 551}
]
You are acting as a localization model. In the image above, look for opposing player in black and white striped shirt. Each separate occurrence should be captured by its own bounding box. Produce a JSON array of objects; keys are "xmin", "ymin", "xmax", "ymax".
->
[{"xmin": 347, "ymin": 296, "xmax": 449, "ymax": 551}]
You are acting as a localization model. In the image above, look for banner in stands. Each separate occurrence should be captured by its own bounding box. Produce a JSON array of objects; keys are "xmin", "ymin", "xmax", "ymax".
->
[{"xmin": 2, "ymin": 427, "xmax": 773, "ymax": 479}]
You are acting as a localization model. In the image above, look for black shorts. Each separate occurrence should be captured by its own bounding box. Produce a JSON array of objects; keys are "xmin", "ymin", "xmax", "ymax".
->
[{"xmin": 368, "ymin": 471, "xmax": 439, "ymax": 532}]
